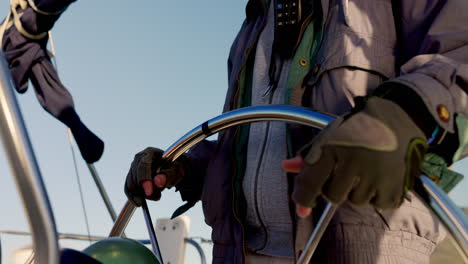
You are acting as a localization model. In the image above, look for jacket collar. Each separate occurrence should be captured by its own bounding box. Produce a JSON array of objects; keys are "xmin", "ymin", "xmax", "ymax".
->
[{"xmin": 246, "ymin": 0, "xmax": 268, "ymax": 19}]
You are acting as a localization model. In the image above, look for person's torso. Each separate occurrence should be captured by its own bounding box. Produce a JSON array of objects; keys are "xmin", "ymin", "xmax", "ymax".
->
[
  {"xmin": 225, "ymin": 0, "xmax": 397, "ymax": 115},
  {"xmin": 203, "ymin": 0, "xmax": 399, "ymax": 262},
  {"xmin": 241, "ymin": 1, "xmax": 293, "ymax": 256},
  {"xmin": 241, "ymin": 0, "xmax": 320, "ymax": 258}
]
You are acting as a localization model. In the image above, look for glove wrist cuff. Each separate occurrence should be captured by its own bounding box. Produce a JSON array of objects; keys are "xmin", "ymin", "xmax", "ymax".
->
[{"xmin": 373, "ymin": 82, "xmax": 437, "ymax": 139}]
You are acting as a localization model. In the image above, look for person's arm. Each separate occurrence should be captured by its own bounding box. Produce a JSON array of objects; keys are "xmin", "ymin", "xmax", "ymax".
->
[
  {"xmin": 285, "ymin": 0, "xmax": 468, "ymax": 217},
  {"xmin": 389, "ymin": 0, "xmax": 468, "ymax": 162},
  {"xmin": 173, "ymin": 140, "xmax": 218, "ymax": 213}
]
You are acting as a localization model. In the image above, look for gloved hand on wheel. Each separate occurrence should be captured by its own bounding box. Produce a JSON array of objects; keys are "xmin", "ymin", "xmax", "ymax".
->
[
  {"xmin": 283, "ymin": 92, "xmax": 431, "ymax": 217},
  {"xmin": 124, "ymin": 147, "xmax": 190, "ymax": 206}
]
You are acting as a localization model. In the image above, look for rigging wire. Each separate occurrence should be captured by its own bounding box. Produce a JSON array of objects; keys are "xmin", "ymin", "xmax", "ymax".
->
[
  {"xmin": 25, "ymin": 250, "xmax": 35, "ymax": 264},
  {"xmin": 48, "ymin": 31, "xmax": 92, "ymax": 244},
  {"xmin": 67, "ymin": 129, "xmax": 92, "ymax": 244}
]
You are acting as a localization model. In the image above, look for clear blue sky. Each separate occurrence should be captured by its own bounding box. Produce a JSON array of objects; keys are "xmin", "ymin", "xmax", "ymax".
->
[{"xmin": 0, "ymin": 1, "xmax": 466, "ymax": 263}]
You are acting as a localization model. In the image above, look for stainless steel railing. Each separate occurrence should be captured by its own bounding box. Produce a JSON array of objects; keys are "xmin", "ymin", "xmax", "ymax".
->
[
  {"xmin": 0, "ymin": 52, "xmax": 59, "ymax": 264},
  {"xmin": 109, "ymin": 105, "xmax": 335, "ymax": 238}
]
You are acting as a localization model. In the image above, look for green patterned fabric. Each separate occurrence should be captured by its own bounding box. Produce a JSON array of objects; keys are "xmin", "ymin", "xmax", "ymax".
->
[
  {"xmin": 421, "ymin": 153, "xmax": 464, "ymax": 193},
  {"xmin": 284, "ymin": 9, "xmax": 323, "ymax": 157},
  {"xmin": 284, "ymin": 14, "xmax": 322, "ymax": 105},
  {"xmin": 232, "ymin": 50, "xmax": 254, "ymax": 220},
  {"xmin": 421, "ymin": 115, "xmax": 468, "ymax": 193}
]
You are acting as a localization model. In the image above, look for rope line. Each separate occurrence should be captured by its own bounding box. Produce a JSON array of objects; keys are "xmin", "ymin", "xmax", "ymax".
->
[{"xmin": 0, "ymin": 0, "xmax": 62, "ymax": 44}]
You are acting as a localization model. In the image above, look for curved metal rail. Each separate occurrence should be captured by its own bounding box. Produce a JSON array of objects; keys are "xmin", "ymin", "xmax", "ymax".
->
[
  {"xmin": 87, "ymin": 163, "xmax": 118, "ymax": 222},
  {"xmin": 0, "ymin": 52, "xmax": 59, "ymax": 264},
  {"xmin": 109, "ymin": 105, "xmax": 335, "ymax": 238},
  {"xmin": 111, "ymin": 105, "xmax": 468, "ymax": 262},
  {"xmin": 420, "ymin": 176, "xmax": 468, "ymax": 259},
  {"xmin": 109, "ymin": 199, "xmax": 136, "ymax": 237},
  {"xmin": 184, "ymin": 238, "xmax": 207, "ymax": 264}
]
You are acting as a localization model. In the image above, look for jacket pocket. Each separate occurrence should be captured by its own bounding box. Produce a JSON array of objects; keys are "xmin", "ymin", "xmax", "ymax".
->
[
  {"xmin": 300, "ymin": 1, "xmax": 397, "ymax": 115},
  {"xmin": 308, "ymin": 0, "xmax": 397, "ymax": 84},
  {"xmin": 308, "ymin": 31, "xmax": 396, "ymax": 86}
]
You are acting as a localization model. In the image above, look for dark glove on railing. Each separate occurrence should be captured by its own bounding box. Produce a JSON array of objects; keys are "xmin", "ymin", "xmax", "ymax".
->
[
  {"xmin": 124, "ymin": 147, "xmax": 190, "ymax": 207},
  {"xmin": 293, "ymin": 97, "xmax": 428, "ymax": 210}
]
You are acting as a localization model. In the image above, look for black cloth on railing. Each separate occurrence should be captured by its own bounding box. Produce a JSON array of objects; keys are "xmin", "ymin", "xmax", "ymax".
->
[{"xmin": 1, "ymin": 0, "xmax": 104, "ymax": 163}]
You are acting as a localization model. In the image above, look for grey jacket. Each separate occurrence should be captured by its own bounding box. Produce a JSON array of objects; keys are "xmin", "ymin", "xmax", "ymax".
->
[{"xmin": 180, "ymin": 1, "xmax": 468, "ymax": 263}]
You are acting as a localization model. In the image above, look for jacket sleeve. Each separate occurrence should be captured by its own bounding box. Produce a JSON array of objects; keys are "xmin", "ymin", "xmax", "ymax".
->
[
  {"xmin": 175, "ymin": 139, "xmax": 218, "ymax": 204},
  {"xmin": 391, "ymin": 0, "xmax": 468, "ymax": 161}
]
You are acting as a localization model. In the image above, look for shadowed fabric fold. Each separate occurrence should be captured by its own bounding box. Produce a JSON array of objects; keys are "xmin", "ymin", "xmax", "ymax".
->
[{"xmin": 1, "ymin": 0, "xmax": 104, "ymax": 163}]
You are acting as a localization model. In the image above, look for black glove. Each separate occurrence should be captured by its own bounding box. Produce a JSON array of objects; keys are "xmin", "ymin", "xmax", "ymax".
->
[
  {"xmin": 294, "ymin": 96, "xmax": 428, "ymax": 209},
  {"xmin": 124, "ymin": 147, "xmax": 190, "ymax": 206}
]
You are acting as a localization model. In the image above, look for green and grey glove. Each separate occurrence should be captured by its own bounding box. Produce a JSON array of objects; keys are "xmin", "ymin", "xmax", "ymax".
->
[
  {"xmin": 124, "ymin": 147, "xmax": 190, "ymax": 206},
  {"xmin": 293, "ymin": 97, "xmax": 428, "ymax": 209}
]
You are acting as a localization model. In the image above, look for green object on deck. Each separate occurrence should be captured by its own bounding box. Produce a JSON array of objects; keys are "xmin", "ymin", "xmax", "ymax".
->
[{"xmin": 83, "ymin": 237, "xmax": 160, "ymax": 264}]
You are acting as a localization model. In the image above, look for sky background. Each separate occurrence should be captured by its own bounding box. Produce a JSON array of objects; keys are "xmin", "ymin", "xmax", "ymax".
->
[{"xmin": 0, "ymin": 1, "xmax": 466, "ymax": 263}]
